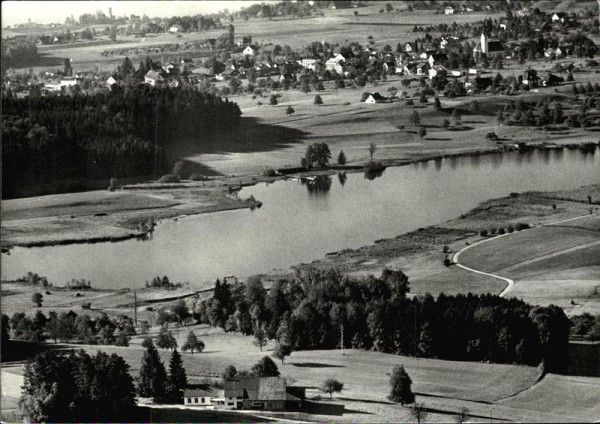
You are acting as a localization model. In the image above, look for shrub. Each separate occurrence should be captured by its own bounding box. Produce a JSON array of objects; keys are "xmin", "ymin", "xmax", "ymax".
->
[
  {"xmin": 515, "ymin": 223, "xmax": 530, "ymax": 231},
  {"xmin": 507, "ymin": 226, "xmax": 514, "ymax": 233},
  {"xmin": 498, "ymin": 228, "xmax": 506, "ymax": 235},
  {"xmin": 479, "ymin": 229, "xmax": 488, "ymax": 237},
  {"xmin": 489, "ymin": 227, "xmax": 497, "ymax": 235},
  {"xmin": 442, "ymin": 245, "xmax": 449, "ymax": 253},
  {"xmin": 157, "ymin": 174, "xmax": 180, "ymax": 183},
  {"xmin": 443, "ymin": 257, "xmax": 452, "ymax": 267},
  {"xmin": 263, "ymin": 169, "xmax": 277, "ymax": 177}
]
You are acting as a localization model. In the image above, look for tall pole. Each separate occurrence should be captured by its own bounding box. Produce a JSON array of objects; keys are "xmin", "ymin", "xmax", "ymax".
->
[
  {"xmin": 340, "ymin": 324, "xmax": 344, "ymax": 355},
  {"xmin": 133, "ymin": 290, "xmax": 138, "ymax": 326}
]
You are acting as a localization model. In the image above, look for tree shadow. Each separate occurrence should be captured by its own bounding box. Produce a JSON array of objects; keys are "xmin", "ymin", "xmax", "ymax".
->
[
  {"xmin": 338, "ymin": 397, "xmax": 394, "ymax": 405},
  {"xmin": 37, "ymin": 53, "xmax": 66, "ymax": 67},
  {"xmin": 462, "ymin": 120, "xmax": 486, "ymax": 124},
  {"xmin": 426, "ymin": 137, "xmax": 452, "ymax": 141},
  {"xmin": 2, "ymin": 340, "xmax": 77, "ymax": 363},
  {"xmin": 291, "ymin": 362, "xmax": 346, "ymax": 368},
  {"xmin": 448, "ymin": 126, "xmax": 475, "ymax": 131}
]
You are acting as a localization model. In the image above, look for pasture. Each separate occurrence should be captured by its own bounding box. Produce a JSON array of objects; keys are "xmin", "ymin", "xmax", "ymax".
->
[{"xmin": 3, "ymin": 324, "xmax": 599, "ymax": 422}]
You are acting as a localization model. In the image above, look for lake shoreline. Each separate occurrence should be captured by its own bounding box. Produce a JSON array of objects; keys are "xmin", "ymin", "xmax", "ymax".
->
[{"xmin": 2, "ymin": 141, "xmax": 597, "ymax": 251}]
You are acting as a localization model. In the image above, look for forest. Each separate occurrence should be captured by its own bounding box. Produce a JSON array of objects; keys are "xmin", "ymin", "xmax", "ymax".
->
[
  {"xmin": 2, "ymin": 85, "xmax": 241, "ymax": 198},
  {"xmin": 1, "ymin": 38, "xmax": 38, "ymax": 74},
  {"xmin": 197, "ymin": 267, "xmax": 571, "ymax": 373}
]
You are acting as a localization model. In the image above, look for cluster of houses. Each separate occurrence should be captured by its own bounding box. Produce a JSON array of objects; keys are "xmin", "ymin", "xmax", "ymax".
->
[{"xmin": 183, "ymin": 377, "xmax": 305, "ymax": 412}]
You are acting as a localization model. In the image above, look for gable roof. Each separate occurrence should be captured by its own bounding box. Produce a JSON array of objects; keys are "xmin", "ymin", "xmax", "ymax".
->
[
  {"xmin": 145, "ymin": 70, "xmax": 163, "ymax": 80},
  {"xmin": 224, "ymin": 377, "xmax": 288, "ymax": 401},
  {"xmin": 184, "ymin": 387, "xmax": 218, "ymax": 397}
]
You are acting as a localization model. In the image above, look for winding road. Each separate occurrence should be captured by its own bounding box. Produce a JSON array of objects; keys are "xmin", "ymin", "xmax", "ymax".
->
[{"xmin": 452, "ymin": 213, "xmax": 599, "ymax": 297}]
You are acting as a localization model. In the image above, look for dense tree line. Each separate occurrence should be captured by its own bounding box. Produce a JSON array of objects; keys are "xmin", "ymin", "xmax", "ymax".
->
[
  {"xmin": 6, "ymin": 311, "xmax": 136, "ymax": 346},
  {"xmin": 2, "ymin": 85, "xmax": 241, "ymax": 198},
  {"xmin": 198, "ymin": 267, "xmax": 571, "ymax": 373},
  {"xmin": 19, "ymin": 349, "xmax": 135, "ymax": 422},
  {"xmin": 1, "ymin": 37, "xmax": 38, "ymax": 74}
]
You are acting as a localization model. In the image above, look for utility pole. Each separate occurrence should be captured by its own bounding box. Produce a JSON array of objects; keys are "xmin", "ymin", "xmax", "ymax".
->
[
  {"xmin": 133, "ymin": 290, "xmax": 138, "ymax": 326},
  {"xmin": 340, "ymin": 324, "xmax": 344, "ymax": 355}
]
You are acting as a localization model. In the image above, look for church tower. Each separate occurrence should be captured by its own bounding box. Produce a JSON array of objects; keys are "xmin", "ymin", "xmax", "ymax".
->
[{"xmin": 480, "ymin": 33, "xmax": 488, "ymax": 54}]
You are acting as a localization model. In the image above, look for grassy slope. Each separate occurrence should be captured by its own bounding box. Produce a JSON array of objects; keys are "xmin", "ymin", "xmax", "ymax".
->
[
  {"xmin": 4, "ymin": 325, "xmax": 598, "ymax": 422},
  {"xmin": 458, "ymin": 226, "xmax": 600, "ymax": 273}
]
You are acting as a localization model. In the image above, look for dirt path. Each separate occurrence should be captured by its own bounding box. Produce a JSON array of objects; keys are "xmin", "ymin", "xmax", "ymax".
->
[{"xmin": 453, "ymin": 213, "xmax": 599, "ymax": 297}]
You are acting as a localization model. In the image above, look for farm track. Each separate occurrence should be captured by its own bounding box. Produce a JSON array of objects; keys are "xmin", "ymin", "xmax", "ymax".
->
[{"xmin": 453, "ymin": 213, "xmax": 599, "ymax": 297}]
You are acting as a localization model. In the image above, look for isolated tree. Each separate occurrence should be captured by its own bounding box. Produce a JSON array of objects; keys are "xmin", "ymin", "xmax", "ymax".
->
[
  {"xmin": 433, "ymin": 96, "xmax": 442, "ymax": 110},
  {"xmin": 305, "ymin": 142, "xmax": 332, "ymax": 168},
  {"xmin": 251, "ymin": 356, "xmax": 280, "ymax": 377},
  {"xmin": 419, "ymin": 92, "xmax": 428, "ymax": 104},
  {"xmin": 182, "ymin": 331, "xmax": 205, "ymax": 354},
  {"xmin": 138, "ymin": 339, "xmax": 168, "ymax": 401},
  {"xmin": 32, "ymin": 292, "xmax": 43, "ymax": 307},
  {"xmin": 272, "ymin": 342, "xmax": 292, "ymax": 364},
  {"xmin": 156, "ymin": 326, "xmax": 177, "ymax": 350},
  {"xmin": 269, "ymin": 94, "xmax": 278, "ymax": 106},
  {"xmin": 411, "ymin": 110, "xmax": 421, "ymax": 125},
  {"xmin": 286, "ymin": 105, "xmax": 295, "ymax": 116},
  {"xmin": 314, "ymin": 94, "xmax": 323, "ymax": 105},
  {"xmin": 321, "ymin": 378, "xmax": 344, "ymax": 399},
  {"xmin": 166, "ymin": 349, "xmax": 187, "ymax": 403},
  {"xmin": 222, "ymin": 365, "xmax": 238, "ymax": 381},
  {"xmin": 253, "ymin": 322, "xmax": 268, "ymax": 351},
  {"xmin": 337, "ymin": 150, "xmax": 347, "ymax": 165},
  {"xmin": 452, "ymin": 109, "xmax": 461, "ymax": 126},
  {"xmin": 418, "ymin": 126, "xmax": 427, "ymax": 139},
  {"xmin": 368, "ymin": 142, "xmax": 377, "ymax": 160},
  {"xmin": 442, "ymin": 118, "xmax": 450, "ymax": 129},
  {"xmin": 411, "ymin": 402, "xmax": 428, "ymax": 423},
  {"xmin": 172, "ymin": 300, "xmax": 190, "ymax": 324},
  {"xmin": 389, "ymin": 365, "xmax": 414, "ymax": 405}
]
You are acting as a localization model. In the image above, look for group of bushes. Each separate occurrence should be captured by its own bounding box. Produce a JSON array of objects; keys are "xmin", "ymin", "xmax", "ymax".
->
[{"xmin": 479, "ymin": 223, "xmax": 529, "ymax": 237}]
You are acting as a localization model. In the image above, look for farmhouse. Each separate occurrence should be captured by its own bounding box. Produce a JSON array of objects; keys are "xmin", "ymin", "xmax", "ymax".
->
[
  {"xmin": 522, "ymin": 69, "xmax": 540, "ymax": 88},
  {"xmin": 106, "ymin": 76, "xmax": 117, "ymax": 87},
  {"xmin": 325, "ymin": 54, "xmax": 346, "ymax": 73},
  {"xmin": 184, "ymin": 387, "xmax": 218, "ymax": 408},
  {"xmin": 445, "ymin": 6, "xmax": 455, "ymax": 14},
  {"xmin": 404, "ymin": 42, "xmax": 416, "ymax": 53},
  {"xmin": 552, "ymin": 12, "xmax": 567, "ymax": 23},
  {"xmin": 365, "ymin": 92, "xmax": 386, "ymax": 103},
  {"xmin": 543, "ymin": 73, "xmax": 564, "ymax": 87},
  {"xmin": 213, "ymin": 377, "xmax": 304, "ymax": 412},
  {"xmin": 144, "ymin": 70, "xmax": 164, "ymax": 86}
]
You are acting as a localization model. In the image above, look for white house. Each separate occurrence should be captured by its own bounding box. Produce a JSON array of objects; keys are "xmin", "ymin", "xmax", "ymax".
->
[
  {"xmin": 468, "ymin": 68, "xmax": 479, "ymax": 75},
  {"xmin": 106, "ymin": 76, "xmax": 117, "ymax": 87},
  {"xmin": 301, "ymin": 58, "xmax": 317, "ymax": 70},
  {"xmin": 169, "ymin": 26, "xmax": 180, "ymax": 33},
  {"xmin": 325, "ymin": 54, "xmax": 345, "ymax": 74},
  {"xmin": 243, "ymin": 45, "xmax": 258, "ymax": 56},
  {"xmin": 60, "ymin": 77, "xmax": 79, "ymax": 87},
  {"xmin": 184, "ymin": 388, "xmax": 218, "ymax": 408},
  {"xmin": 144, "ymin": 70, "xmax": 164, "ymax": 86},
  {"xmin": 445, "ymin": 6, "xmax": 454, "ymax": 14},
  {"xmin": 551, "ymin": 13, "xmax": 567, "ymax": 23},
  {"xmin": 451, "ymin": 70, "xmax": 462, "ymax": 77},
  {"xmin": 365, "ymin": 92, "xmax": 385, "ymax": 104}
]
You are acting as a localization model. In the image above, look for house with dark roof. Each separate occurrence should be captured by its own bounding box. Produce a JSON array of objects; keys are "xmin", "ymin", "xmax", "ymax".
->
[
  {"xmin": 365, "ymin": 92, "xmax": 387, "ymax": 103},
  {"xmin": 474, "ymin": 33, "xmax": 504, "ymax": 58},
  {"xmin": 523, "ymin": 69, "xmax": 540, "ymax": 88},
  {"xmin": 213, "ymin": 377, "xmax": 305, "ymax": 412}
]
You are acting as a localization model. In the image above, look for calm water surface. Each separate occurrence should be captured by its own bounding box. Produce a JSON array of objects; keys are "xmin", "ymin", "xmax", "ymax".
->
[{"xmin": 2, "ymin": 149, "xmax": 599, "ymax": 289}]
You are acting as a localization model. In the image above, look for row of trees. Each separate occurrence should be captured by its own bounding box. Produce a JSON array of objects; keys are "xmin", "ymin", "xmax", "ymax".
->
[
  {"xmin": 198, "ymin": 267, "xmax": 571, "ymax": 373},
  {"xmin": 6, "ymin": 310, "xmax": 136, "ymax": 346},
  {"xmin": 2, "ymin": 84, "xmax": 241, "ymax": 198}
]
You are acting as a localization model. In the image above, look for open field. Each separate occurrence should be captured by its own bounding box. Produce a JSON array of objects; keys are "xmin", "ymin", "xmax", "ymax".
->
[{"xmin": 3, "ymin": 324, "xmax": 598, "ymax": 422}]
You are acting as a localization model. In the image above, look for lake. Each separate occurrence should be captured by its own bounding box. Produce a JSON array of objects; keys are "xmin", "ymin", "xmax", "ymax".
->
[{"xmin": 1, "ymin": 148, "xmax": 599, "ymax": 289}]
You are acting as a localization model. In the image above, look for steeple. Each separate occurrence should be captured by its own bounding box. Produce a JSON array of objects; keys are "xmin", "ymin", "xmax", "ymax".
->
[{"xmin": 480, "ymin": 32, "xmax": 488, "ymax": 54}]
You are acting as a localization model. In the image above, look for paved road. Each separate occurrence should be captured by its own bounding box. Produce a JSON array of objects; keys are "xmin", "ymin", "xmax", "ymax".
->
[{"xmin": 452, "ymin": 213, "xmax": 599, "ymax": 297}]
